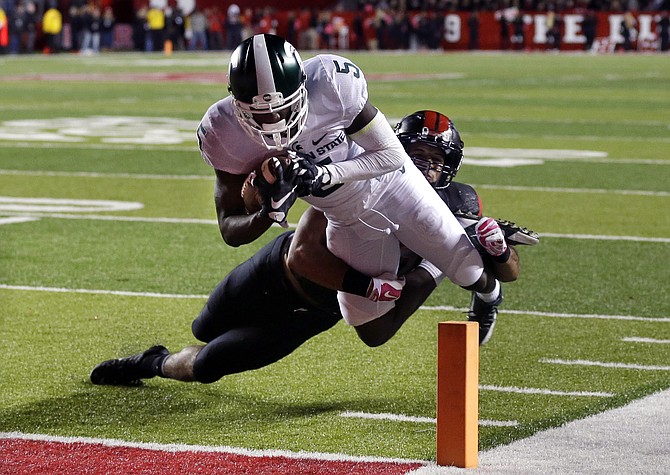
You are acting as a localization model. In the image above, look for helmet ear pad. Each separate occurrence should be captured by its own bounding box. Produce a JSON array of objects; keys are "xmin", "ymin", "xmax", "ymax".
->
[
  {"xmin": 395, "ymin": 110, "xmax": 464, "ymax": 189},
  {"xmin": 227, "ymin": 34, "xmax": 309, "ymax": 150}
]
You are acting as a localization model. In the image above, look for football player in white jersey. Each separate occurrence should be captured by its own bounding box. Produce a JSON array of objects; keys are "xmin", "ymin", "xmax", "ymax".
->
[{"xmin": 197, "ymin": 34, "xmax": 504, "ymax": 333}]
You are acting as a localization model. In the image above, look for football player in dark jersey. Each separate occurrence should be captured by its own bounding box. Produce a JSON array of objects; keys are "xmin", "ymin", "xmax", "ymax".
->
[{"xmin": 90, "ymin": 111, "xmax": 525, "ymax": 386}]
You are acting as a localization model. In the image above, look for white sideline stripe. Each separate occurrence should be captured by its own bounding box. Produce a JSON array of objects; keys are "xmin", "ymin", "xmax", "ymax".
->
[
  {"xmin": 3, "ymin": 168, "xmax": 668, "ymax": 197},
  {"xmin": 473, "ymin": 183, "xmax": 670, "ymax": 197},
  {"xmin": 1, "ymin": 285, "xmax": 668, "ymax": 324},
  {"xmin": 540, "ymin": 358, "xmax": 670, "ymax": 371},
  {"xmin": 540, "ymin": 232, "xmax": 670, "ymax": 243},
  {"xmin": 0, "ymin": 216, "xmax": 39, "ymax": 225},
  {"xmin": 622, "ymin": 337, "xmax": 670, "ymax": 344},
  {"xmin": 0, "ymin": 169, "xmax": 209, "ymax": 180},
  {"xmin": 479, "ymin": 385, "xmax": 614, "ymax": 398},
  {"xmin": 2, "ymin": 211, "xmax": 668, "ymax": 244},
  {"xmin": 0, "ymin": 212, "xmax": 218, "ymax": 225},
  {"xmin": 0, "ymin": 431, "xmax": 428, "ymax": 466},
  {"xmin": 0, "ymin": 284, "xmax": 207, "ymax": 299},
  {"xmin": 0, "ymin": 142, "xmax": 197, "ymax": 151},
  {"xmin": 422, "ymin": 305, "xmax": 670, "ymax": 323},
  {"xmin": 339, "ymin": 411, "xmax": 518, "ymax": 427}
]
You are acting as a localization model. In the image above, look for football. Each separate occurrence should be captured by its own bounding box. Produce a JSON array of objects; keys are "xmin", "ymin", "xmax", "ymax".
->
[{"xmin": 241, "ymin": 155, "xmax": 293, "ymax": 214}]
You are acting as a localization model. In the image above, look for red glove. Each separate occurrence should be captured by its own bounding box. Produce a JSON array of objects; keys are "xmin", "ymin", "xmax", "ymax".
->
[
  {"xmin": 475, "ymin": 217, "xmax": 508, "ymax": 257},
  {"xmin": 367, "ymin": 273, "xmax": 405, "ymax": 302}
]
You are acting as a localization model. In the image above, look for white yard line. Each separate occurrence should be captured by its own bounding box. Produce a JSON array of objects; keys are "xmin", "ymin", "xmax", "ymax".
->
[
  {"xmin": 423, "ymin": 305, "xmax": 670, "ymax": 323},
  {"xmin": 540, "ymin": 358, "xmax": 670, "ymax": 371},
  {"xmin": 478, "ymin": 385, "xmax": 613, "ymax": 397},
  {"xmin": 1, "ymin": 285, "xmax": 668, "ymax": 324},
  {"xmin": 622, "ymin": 337, "xmax": 670, "ymax": 344},
  {"xmin": 1, "ymin": 210, "xmax": 668, "ymax": 243},
  {"xmin": 338, "ymin": 411, "xmax": 518, "ymax": 427},
  {"xmin": 0, "ymin": 216, "xmax": 39, "ymax": 226}
]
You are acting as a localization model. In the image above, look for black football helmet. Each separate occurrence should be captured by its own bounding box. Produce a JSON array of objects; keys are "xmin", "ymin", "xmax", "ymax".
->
[
  {"xmin": 395, "ymin": 110, "xmax": 464, "ymax": 189},
  {"xmin": 228, "ymin": 34, "xmax": 308, "ymax": 150}
]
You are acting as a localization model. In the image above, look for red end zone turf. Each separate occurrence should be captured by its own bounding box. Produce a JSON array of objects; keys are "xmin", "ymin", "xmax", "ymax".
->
[{"xmin": 0, "ymin": 436, "xmax": 425, "ymax": 475}]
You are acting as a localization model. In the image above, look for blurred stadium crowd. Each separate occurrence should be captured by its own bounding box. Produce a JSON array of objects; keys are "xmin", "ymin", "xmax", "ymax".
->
[{"xmin": 0, "ymin": 0, "xmax": 668, "ymax": 54}]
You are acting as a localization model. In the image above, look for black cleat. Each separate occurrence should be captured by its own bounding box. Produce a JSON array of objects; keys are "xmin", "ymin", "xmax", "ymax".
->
[
  {"xmin": 90, "ymin": 345, "xmax": 168, "ymax": 386},
  {"xmin": 467, "ymin": 289, "xmax": 503, "ymax": 346}
]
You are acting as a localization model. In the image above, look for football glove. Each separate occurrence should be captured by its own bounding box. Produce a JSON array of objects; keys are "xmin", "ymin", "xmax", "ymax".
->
[
  {"xmin": 254, "ymin": 157, "xmax": 301, "ymax": 228},
  {"xmin": 292, "ymin": 154, "xmax": 332, "ymax": 197},
  {"xmin": 452, "ymin": 210, "xmax": 540, "ymax": 247},
  {"xmin": 475, "ymin": 217, "xmax": 508, "ymax": 257},
  {"xmin": 367, "ymin": 273, "xmax": 405, "ymax": 302}
]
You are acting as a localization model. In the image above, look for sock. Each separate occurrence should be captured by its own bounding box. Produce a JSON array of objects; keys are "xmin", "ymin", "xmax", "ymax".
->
[
  {"xmin": 342, "ymin": 268, "xmax": 372, "ymax": 297},
  {"xmin": 476, "ymin": 279, "xmax": 501, "ymax": 303},
  {"xmin": 139, "ymin": 352, "xmax": 169, "ymax": 378}
]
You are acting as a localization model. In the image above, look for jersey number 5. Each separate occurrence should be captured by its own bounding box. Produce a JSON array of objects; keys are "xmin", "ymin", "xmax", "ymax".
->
[{"xmin": 333, "ymin": 60, "xmax": 360, "ymax": 78}]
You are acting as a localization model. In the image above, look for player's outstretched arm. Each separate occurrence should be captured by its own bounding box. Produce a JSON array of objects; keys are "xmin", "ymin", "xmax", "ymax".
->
[
  {"xmin": 214, "ymin": 169, "xmax": 274, "ymax": 247},
  {"xmin": 354, "ymin": 266, "xmax": 437, "ymax": 347}
]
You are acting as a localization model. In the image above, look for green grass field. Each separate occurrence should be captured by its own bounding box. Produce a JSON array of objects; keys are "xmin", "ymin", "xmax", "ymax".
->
[{"xmin": 1, "ymin": 51, "xmax": 669, "ymax": 462}]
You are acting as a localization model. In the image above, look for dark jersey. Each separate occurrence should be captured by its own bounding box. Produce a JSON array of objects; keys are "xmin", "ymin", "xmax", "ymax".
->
[{"xmin": 189, "ymin": 182, "xmax": 482, "ymax": 382}]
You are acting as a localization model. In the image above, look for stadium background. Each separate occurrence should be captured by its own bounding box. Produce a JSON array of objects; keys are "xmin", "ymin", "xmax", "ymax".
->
[{"xmin": 34, "ymin": 0, "xmax": 668, "ymax": 51}]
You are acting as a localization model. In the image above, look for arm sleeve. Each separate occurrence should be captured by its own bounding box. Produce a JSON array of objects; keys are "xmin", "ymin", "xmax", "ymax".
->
[{"xmin": 323, "ymin": 110, "xmax": 407, "ymax": 185}]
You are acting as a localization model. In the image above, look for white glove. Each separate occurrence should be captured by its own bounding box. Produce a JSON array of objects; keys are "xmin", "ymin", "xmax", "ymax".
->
[
  {"xmin": 475, "ymin": 217, "xmax": 508, "ymax": 257},
  {"xmin": 367, "ymin": 273, "xmax": 405, "ymax": 302}
]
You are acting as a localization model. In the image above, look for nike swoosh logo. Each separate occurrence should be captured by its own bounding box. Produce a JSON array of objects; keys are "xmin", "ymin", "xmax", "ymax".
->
[
  {"xmin": 382, "ymin": 290, "xmax": 400, "ymax": 300},
  {"xmin": 270, "ymin": 187, "xmax": 296, "ymax": 209},
  {"xmin": 312, "ymin": 133, "xmax": 328, "ymax": 146}
]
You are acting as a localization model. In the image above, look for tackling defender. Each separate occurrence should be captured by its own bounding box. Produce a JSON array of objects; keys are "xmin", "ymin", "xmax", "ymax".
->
[{"xmin": 90, "ymin": 111, "xmax": 536, "ymax": 386}]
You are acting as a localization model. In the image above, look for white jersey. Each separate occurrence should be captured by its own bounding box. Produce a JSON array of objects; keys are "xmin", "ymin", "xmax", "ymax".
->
[
  {"xmin": 197, "ymin": 53, "xmax": 386, "ymax": 222},
  {"xmin": 198, "ymin": 53, "xmax": 485, "ymax": 326}
]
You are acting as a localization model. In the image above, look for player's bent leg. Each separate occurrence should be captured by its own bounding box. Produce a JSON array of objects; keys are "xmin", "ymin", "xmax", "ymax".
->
[{"xmin": 192, "ymin": 321, "xmax": 331, "ymax": 384}]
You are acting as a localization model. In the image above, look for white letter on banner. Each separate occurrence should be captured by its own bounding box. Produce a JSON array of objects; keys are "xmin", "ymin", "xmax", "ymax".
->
[
  {"xmin": 563, "ymin": 15, "xmax": 585, "ymax": 43},
  {"xmin": 533, "ymin": 15, "xmax": 548, "ymax": 43}
]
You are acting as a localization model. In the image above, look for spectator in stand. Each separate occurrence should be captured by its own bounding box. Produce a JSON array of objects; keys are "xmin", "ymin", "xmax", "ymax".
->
[
  {"xmin": 132, "ymin": 3, "xmax": 148, "ymax": 52},
  {"xmin": 391, "ymin": 11, "xmax": 411, "ymax": 50},
  {"xmin": 42, "ymin": 2, "xmax": 62, "ymax": 54},
  {"xmin": 545, "ymin": 7, "xmax": 562, "ymax": 50},
  {"xmin": 583, "ymin": 9, "xmax": 597, "ymax": 51},
  {"xmin": 511, "ymin": 12, "xmax": 525, "ymax": 50},
  {"xmin": 100, "ymin": 6, "xmax": 115, "ymax": 51},
  {"xmin": 351, "ymin": 12, "xmax": 366, "ymax": 50},
  {"xmin": 257, "ymin": 6, "xmax": 278, "ymax": 35},
  {"xmin": 299, "ymin": 7, "xmax": 319, "ymax": 49},
  {"xmin": 188, "ymin": 7, "xmax": 208, "ymax": 50},
  {"xmin": 495, "ymin": 7, "xmax": 511, "ymax": 50},
  {"xmin": 225, "ymin": 3, "xmax": 242, "ymax": 49},
  {"xmin": 426, "ymin": 11, "xmax": 444, "ymax": 49},
  {"xmin": 165, "ymin": 5, "xmax": 186, "ymax": 51},
  {"xmin": 467, "ymin": 10, "xmax": 480, "ymax": 50},
  {"xmin": 619, "ymin": 10, "xmax": 636, "ymax": 51},
  {"xmin": 206, "ymin": 7, "xmax": 223, "ymax": 50},
  {"xmin": 69, "ymin": 0, "xmax": 86, "ymax": 51},
  {"xmin": 0, "ymin": 2, "xmax": 9, "ymax": 54},
  {"xmin": 145, "ymin": 4, "xmax": 165, "ymax": 52},
  {"xmin": 658, "ymin": 11, "xmax": 669, "ymax": 52},
  {"xmin": 81, "ymin": 2, "xmax": 102, "ymax": 54},
  {"xmin": 22, "ymin": 1, "xmax": 36, "ymax": 54},
  {"xmin": 8, "ymin": 2, "xmax": 24, "ymax": 54}
]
